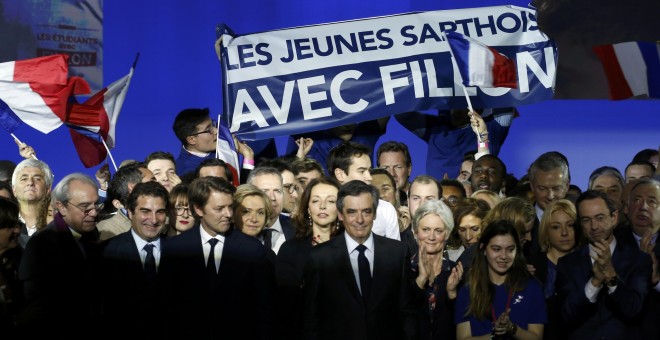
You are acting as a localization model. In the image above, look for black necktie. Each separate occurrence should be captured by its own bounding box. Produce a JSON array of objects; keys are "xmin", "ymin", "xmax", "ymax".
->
[
  {"xmin": 356, "ymin": 244, "xmax": 372, "ymax": 303},
  {"xmin": 263, "ymin": 228, "xmax": 273, "ymax": 249},
  {"xmin": 207, "ymin": 238, "xmax": 219, "ymax": 277},
  {"xmin": 144, "ymin": 243, "xmax": 157, "ymax": 283}
]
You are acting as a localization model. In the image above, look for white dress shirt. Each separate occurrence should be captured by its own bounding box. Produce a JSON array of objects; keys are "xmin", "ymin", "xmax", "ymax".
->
[{"xmin": 345, "ymin": 232, "xmax": 375, "ymax": 294}]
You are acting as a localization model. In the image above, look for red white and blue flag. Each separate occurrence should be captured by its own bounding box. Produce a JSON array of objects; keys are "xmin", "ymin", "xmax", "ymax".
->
[
  {"xmin": 444, "ymin": 30, "xmax": 518, "ymax": 89},
  {"xmin": 593, "ymin": 41, "xmax": 660, "ymax": 100},
  {"xmin": 66, "ymin": 61, "xmax": 136, "ymax": 167},
  {"xmin": 0, "ymin": 54, "xmax": 90, "ymax": 134},
  {"xmin": 216, "ymin": 117, "xmax": 240, "ymax": 186}
]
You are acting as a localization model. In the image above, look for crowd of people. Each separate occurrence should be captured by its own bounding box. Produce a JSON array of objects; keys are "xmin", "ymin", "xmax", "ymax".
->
[{"xmin": 0, "ymin": 106, "xmax": 658, "ymax": 340}]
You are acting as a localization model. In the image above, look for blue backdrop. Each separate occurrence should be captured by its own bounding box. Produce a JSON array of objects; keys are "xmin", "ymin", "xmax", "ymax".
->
[{"xmin": 0, "ymin": 0, "xmax": 657, "ymax": 190}]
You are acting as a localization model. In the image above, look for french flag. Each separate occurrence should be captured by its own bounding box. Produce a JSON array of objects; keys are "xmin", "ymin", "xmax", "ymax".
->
[
  {"xmin": 216, "ymin": 117, "xmax": 241, "ymax": 186},
  {"xmin": 0, "ymin": 54, "xmax": 90, "ymax": 133},
  {"xmin": 444, "ymin": 31, "xmax": 517, "ymax": 89},
  {"xmin": 593, "ymin": 41, "xmax": 660, "ymax": 100},
  {"xmin": 66, "ymin": 62, "xmax": 135, "ymax": 167}
]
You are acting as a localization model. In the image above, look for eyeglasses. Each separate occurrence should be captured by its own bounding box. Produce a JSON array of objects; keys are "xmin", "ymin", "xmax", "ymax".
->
[
  {"xmin": 65, "ymin": 201, "xmax": 104, "ymax": 215},
  {"xmin": 283, "ymin": 184, "xmax": 299, "ymax": 194},
  {"xmin": 175, "ymin": 206, "xmax": 191, "ymax": 216},
  {"xmin": 443, "ymin": 195, "xmax": 461, "ymax": 207},
  {"xmin": 189, "ymin": 120, "xmax": 218, "ymax": 137}
]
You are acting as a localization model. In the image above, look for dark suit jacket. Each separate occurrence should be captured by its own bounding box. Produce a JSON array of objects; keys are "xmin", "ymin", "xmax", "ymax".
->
[
  {"xmin": 275, "ymin": 236, "xmax": 313, "ymax": 340},
  {"xmin": 615, "ymin": 226, "xmax": 660, "ymax": 339},
  {"xmin": 555, "ymin": 240, "xmax": 652, "ymax": 339},
  {"xmin": 302, "ymin": 232, "xmax": 417, "ymax": 340},
  {"xmin": 160, "ymin": 226, "xmax": 274, "ymax": 340},
  {"xmin": 101, "ymin": 231, "xmax": 165, "ymax": 340},
  {"xmin": 279, "ymin": 214, "xmax": 295, "ymax": 240},
  {"xmin": 17, "ymin": 213, "xmax": 103, "ymax": 339}
]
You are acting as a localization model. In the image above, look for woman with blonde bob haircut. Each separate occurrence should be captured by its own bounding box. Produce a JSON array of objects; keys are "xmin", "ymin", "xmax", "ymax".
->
[
  {"xmin": 232, "ymin": 184, "xmax": 273, "ymax": 238},
  {"xmin": 529, "ymin": 199, "xmax": 580, "ymax": 339}
]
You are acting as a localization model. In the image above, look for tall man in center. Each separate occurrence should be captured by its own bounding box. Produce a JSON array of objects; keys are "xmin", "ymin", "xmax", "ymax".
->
[
  {"xmin": 159, "ymin": 177, "xmax": 274, "ymax": 339},
  {"xmin": 302, "ymin": 180, "xmax": 417, "ymax": 340}
]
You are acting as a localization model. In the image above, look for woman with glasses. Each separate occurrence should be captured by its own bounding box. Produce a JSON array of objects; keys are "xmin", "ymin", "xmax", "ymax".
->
[
  {"xmin": 455, "ymin": 220, "xmax": 546, "ymax": 340},
  {"xmin": 275, "ymin": 177, "xmax": 341, "ymax": 340},
  {"xmin": 165, "ymin": 183, "xmax": 195, "ymax": 237}
]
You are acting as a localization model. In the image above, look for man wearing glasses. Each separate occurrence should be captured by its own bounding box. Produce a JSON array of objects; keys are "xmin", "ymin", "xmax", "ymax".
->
[
  {"xmin": 18, "ymin": 173, "xmax": 104, "ymax": 338},
  {"xmin": 172, "ymin": 108, "xmax": 221, "ymax": 177}
]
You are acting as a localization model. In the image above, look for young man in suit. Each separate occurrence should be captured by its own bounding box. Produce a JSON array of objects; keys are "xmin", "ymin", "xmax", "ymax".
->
[
  {"xmin": 101, "ymin": 181, "xmax": 169, "ymax": 339},
  {"xmin": 555, "ymin": 190, "xmax": 652, "ymax": 339},
  {"xmin": 159, "ymin": 176, "xmax": 274, "ymax": 339},
  {"xmin": 303, "ymin": 180, "xmax": 417, "ymax": 340}
]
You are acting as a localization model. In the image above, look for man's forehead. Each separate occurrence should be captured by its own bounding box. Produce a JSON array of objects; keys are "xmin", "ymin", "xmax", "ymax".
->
[
  {"xmin": 411, "ymin": 182, "xmax": 438, "ymax": 195},
  {"xmin": 253, "ymin": 173, "xmax": 282, "ymax": 186},
  {"xmin": 18, "ymin": 167, "xmax": 44, "ymax": 176}
]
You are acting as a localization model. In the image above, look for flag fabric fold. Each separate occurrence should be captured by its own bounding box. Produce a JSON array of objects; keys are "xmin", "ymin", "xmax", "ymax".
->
[
  {"xmin": 0, "ymin": 54, "xmax": 91, "ymax": 134},
  {"xmin": 66, "ymin": 65, "xmax": 135, "ymax": 167},
  {"xmin": 593, "ymin": 41, "xmax": 660, "ymax": 100},
  {"xmin": 216, "ymin": 119, "xmax": 240, "ymax": 186},
  {"xmin": 444, "ymin": 30, "xmax": 518, "ymax": 89}
]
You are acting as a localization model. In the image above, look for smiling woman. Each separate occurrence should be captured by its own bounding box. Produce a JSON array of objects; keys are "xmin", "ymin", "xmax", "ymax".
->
[{"xmin": 455, "ymin": 220, "xmax": 546, "ymax": 340}]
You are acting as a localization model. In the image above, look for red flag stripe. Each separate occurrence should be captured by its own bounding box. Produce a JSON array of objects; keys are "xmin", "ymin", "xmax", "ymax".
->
[{"xmin": 593, "ymin": 44, "xmax": 634, "ymax": 100}]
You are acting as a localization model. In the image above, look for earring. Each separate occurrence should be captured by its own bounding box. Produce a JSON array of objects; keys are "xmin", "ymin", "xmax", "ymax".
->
[{"xmin": 308, "ymin": 215, "xmax": 312, "ymax": 227}]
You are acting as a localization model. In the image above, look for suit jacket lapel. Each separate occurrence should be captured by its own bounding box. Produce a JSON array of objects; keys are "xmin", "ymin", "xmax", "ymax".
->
[{"xmin": 334, "ymin": 235, "xmax": 363, "ymax": 306}]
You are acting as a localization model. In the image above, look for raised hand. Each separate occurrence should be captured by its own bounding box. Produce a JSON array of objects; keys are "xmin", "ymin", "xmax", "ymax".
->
[{"xmin": 295, "ymin": 137, "xmax": 314, "ymax": 159}]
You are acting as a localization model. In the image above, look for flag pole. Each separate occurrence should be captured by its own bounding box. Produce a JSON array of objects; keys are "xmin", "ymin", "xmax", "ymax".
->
[
  {"xmin": 441, "ymin": 31, "xmax": 475, "ymax": 113},
  {"xmin": 101, "ymin": 139, "xmax": 118, "ymax": 171},
  {"xmin": 215, "ymin": 116, "xmax": 220, "ymax": 159},
  {"xmin": 11, "ymin": 133, "xmax": 38, "ymax": 160}
]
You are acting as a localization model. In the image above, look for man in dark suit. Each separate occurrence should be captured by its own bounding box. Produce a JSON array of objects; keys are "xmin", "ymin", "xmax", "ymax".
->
[
  {"xmin": 556, "ymin": 190, "xmax": 652, "ymax": 339},
  {"xmin": 160, "ymin": 176, "xmax": 274, "ymax": 340},
  {"xmin": 101, "ymin": 181, "xmax": 169, "ymax": 339},
  {"xmin": 302, "ymin": 180, "xmax": 417, "ymax": 340},
  {"xmin": 247, "ymin": 166, "xmax": 294, "ymax": 254},
  {"xmin": 620, "ymin": 178, "xmax": 660, "ymax": 339},
  {"xmin": 18, "ymin": 173, "xmax": 103, "ymax": 339}
]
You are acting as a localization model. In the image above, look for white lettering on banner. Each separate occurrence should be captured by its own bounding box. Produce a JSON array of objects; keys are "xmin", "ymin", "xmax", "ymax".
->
[
  {"xmin": 517, "ymin": 47, "xmax": 556, "ymax": 93},
  {"xmin": 298, "ymin": 76, "xmax": 331, "ymax": 120},
  {"xmin": 222, "ymin": 6, "xmax": 557, "ymax": 138},
  {"xmin": 222, "ymin": 6, "xmax": 546, "ymax": 84},
  {"xmin": 331, "ymin": 70, "xmax": 368, "ymax": 113}
]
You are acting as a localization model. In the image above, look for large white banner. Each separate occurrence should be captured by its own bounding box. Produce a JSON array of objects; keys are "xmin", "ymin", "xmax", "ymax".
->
[{"xmin": 219, "ymin": 5, "xmax": 557, "ymax": 141}]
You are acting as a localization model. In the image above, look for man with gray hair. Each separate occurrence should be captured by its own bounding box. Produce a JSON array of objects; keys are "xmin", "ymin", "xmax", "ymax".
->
[
  {"xmin": 18, "ymin": 173, "xmax": 103, "ymax": 338},
  {"xmin": 528, "ymin": 151, "xmax": 571, "ymax": 220},
  {"xmin": 246, "ymin": 166, "xmax": 295, "ymax": 254},
  {"xmin": 12, "ymin": 158, "xmax": 54, "ymax": 246}
]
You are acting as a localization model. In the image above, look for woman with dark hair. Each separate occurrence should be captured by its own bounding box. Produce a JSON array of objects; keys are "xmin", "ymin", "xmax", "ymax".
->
[
  {"xmin": 275, "ymin": 177, "xmax": 342, "ymax": 339},
  {"xmin": 446, "ymin": 198, "xmax": 491, "ymax": 262},
  {"xmin": 455, "ymin": 220, "xmax": 546, "ymax": 340},
  {"xmin": 164, "ymin": 183, "xmax": 195, "ymax": 237}
]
